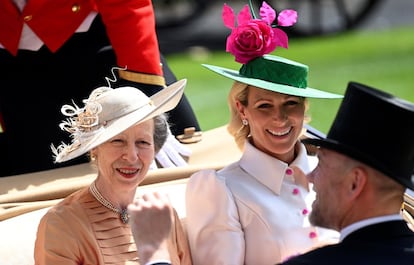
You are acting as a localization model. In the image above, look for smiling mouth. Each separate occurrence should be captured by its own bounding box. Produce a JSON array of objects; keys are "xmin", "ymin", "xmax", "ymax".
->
[
  {"xmin": 267, "ymin": 127, "xmax": 292, "ymax": 136},
  {"xmin": 117, "ymin": 168, "xmax": 139, "ymax": 175}
]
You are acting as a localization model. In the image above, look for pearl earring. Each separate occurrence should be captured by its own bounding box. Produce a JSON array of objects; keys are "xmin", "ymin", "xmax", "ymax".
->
[{"xmin": 242, "ymin": 119, "xmax": 249, "ymax": 126}]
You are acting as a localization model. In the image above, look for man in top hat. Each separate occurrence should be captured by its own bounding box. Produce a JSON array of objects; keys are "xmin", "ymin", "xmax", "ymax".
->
[
  {"xmin": 127, "ymin": 81, "xmax": 414, "ymax": 265},
  {"xmin": 279, "ymin": 81, "xmax": 414, "ymax": 264}
]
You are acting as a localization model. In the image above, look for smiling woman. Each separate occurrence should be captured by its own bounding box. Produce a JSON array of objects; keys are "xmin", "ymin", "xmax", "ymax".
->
[
  {"xmin": 184, "ymin": 2, "xmax": 342, "ymax": 265},
  {"xmin": 33, "ymin": 79, "xmax": 192, "ymax": 265}
]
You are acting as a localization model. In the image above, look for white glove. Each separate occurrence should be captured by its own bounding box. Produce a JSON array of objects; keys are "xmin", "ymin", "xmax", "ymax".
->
[{"xmin": 150, "ymin": 130, "xmax": 192, "ymax": 169}]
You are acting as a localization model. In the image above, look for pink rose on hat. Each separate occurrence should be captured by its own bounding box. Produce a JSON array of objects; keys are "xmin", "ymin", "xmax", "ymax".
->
[{"xmin": 223, "ymin": 1, "xmax": 297, "ymax": 64}]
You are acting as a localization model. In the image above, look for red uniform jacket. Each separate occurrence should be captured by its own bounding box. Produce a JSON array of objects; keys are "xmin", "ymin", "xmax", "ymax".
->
[{"xmin": 0, "ymin": 0, "xmax": 162, "ymax": 75}]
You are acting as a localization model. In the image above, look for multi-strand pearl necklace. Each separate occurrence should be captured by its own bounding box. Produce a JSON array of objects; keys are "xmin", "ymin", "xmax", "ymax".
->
[{"xmin": 89, "ymin": 181, "xmax": 129, "ymax": 224}]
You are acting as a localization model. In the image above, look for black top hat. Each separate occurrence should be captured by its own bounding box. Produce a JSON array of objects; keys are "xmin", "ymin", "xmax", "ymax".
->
[{"xmin": 303, "ymin": 82, "xmax": 414, "ymax": 190}]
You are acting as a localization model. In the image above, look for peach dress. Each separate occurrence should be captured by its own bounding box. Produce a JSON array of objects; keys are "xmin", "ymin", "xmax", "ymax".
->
[{"xmin": 34, "ymin": 186, "xmax": 192, "ymax": 265}]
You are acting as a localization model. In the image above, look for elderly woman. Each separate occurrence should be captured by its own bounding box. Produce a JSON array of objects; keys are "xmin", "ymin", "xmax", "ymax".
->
[{"xmin": 34, "ymin": 79, "xmax": 192, "ymax": 265}]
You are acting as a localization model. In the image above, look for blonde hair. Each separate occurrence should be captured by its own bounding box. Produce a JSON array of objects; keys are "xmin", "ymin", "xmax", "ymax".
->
[
  {"xmin": 226, "ymin": 81, "xmax": 311, "ymax": 151},
  {"xmin": 227, "ymin": 81, "xmax": 249, "ymax": 150}
]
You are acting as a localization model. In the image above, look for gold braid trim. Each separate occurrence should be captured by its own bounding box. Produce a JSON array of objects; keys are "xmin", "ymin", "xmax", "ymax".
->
[{"xmin": 118, "ymin": 70, "xmax": 166, "ymax": 87}]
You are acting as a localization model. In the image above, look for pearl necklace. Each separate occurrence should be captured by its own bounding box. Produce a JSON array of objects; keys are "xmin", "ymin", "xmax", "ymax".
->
[{"xmin": 89, "ymin": 181, "xmax": 129, "ymax": 224}]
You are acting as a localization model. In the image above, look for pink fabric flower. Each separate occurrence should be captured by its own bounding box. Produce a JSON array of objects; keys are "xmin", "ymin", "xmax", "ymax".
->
[{"xmin": 222, "ymin": 1, "xmax": 297, "ymax": 64}]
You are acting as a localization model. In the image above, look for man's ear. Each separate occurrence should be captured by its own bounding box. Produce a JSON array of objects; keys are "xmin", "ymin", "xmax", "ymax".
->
[{"xmin": 348, "ymin": 166, "xmax": 367, "ymax": 199}]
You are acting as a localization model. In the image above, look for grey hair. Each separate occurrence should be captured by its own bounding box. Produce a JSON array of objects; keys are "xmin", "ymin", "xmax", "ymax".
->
[{"xmin": 153, "ymin": 113, "xmax": 170, "ymax": 154}]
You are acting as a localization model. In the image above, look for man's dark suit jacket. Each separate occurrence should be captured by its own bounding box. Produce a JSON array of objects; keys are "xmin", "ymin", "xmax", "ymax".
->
[
  {"xmin": 280, "ymin": 220, "xmax": 414, "ymax": 265},
  {"xmin": 148, "ymin": 221, "xmax": 414, "ymax": 265}
]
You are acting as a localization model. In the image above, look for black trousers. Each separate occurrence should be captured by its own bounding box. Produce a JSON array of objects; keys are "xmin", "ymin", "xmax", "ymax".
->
[{"xmin": 0, "ymin": 15, "xmax": 200, "ymax": 177}]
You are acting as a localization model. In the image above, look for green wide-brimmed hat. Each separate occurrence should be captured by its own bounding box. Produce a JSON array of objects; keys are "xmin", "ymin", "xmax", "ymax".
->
[{"xmin": 203, "ymin": 54, "xmax": 343, "ymax": 99}]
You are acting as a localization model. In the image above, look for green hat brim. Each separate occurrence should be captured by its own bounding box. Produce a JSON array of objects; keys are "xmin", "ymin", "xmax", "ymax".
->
[{"xmin": 203, "ymin": 64, "xmax": 343, "ymax": 99}]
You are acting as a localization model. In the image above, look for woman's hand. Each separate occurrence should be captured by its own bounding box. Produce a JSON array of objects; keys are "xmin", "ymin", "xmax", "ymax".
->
[{"xmin": 128, "ymin": 191, "xmax": 173, "ymax": 264}]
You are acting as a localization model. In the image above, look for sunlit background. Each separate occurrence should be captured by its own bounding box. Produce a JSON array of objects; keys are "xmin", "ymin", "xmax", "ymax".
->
[{"xmin": 156, "ymin": 0, "xmax": 414, "ymax": 134}]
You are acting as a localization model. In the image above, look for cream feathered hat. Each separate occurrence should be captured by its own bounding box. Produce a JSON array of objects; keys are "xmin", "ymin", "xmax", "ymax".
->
[{"xmin": 52, "ymin": 79, "xmax": 187, "ymax": 162}]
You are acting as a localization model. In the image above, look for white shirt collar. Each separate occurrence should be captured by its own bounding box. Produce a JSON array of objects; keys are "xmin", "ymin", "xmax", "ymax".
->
[
  {"xmin": 239, "ymin": 140, "xmax": 310, "ymax": 195},
  {"xmin": 339, "ymin": 214, "xmax": 403, "ymax": 241}
]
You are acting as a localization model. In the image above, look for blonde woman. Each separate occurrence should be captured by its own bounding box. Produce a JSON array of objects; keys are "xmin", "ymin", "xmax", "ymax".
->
[{"xmin": 185, "ymin": 2, "xmax": 342, "ymax": 265}]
